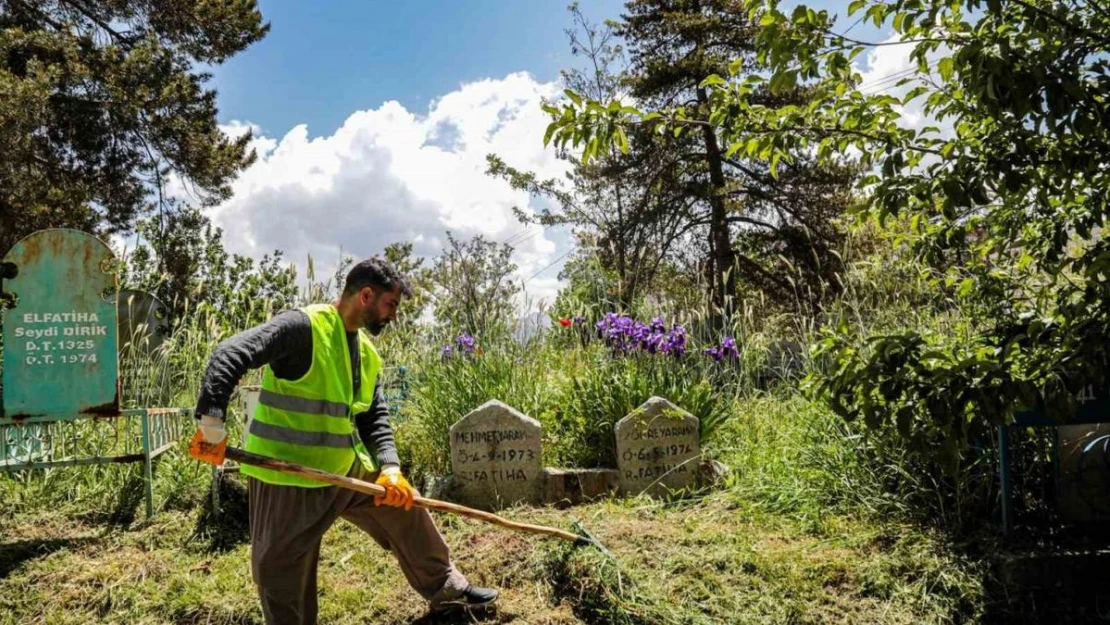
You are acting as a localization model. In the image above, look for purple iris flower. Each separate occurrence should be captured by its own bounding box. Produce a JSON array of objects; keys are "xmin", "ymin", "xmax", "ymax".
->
[
  {"xmin": 664, "ymin": 325, "xmax": 688, "ymax": 356},
  {"xmin": 456, "ymin": 333, "xmax": 476, "ymax": 354},
  {"xmin": 720, "ymin": 337, "xmax": 739, "ymax": 360},
  {"xmin": 705, "ymin": 336, "xmax": 739, "ymax": 362},
  {"xmin": 592, "ymin": 312, "xmax": 692, "ymax": 357}
]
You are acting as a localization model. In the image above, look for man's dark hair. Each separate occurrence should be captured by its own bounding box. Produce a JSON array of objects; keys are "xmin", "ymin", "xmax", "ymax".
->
[{"xmin": 342, "ymin": 258, "xmax": 413, "ymax": 298}]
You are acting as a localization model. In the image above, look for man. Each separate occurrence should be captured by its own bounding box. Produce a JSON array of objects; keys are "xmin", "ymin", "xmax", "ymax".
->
[{"xmin": 189, "ymin": 258, "xmax": 498, "ymax": 624}]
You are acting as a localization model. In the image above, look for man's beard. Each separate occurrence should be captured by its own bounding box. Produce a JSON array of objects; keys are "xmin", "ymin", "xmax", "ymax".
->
[{"xmin": 362, "ymin": 309, "xmax": 386, "ymax": 335}]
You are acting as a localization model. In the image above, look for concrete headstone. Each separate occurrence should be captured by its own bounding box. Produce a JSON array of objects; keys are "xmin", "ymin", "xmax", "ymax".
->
[
  {"xmin": 450, "ymin": 400, "xmax": 543, "ymax": 509},
  {"xmin": 615, "ymin": 397, "xmax": 700, "ymax": 496},
  {"xmin": 115, "ymin": 289, "xmax": 170, "ymax": 354}
]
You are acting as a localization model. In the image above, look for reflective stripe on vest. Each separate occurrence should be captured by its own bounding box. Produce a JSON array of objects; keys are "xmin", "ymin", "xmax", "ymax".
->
[
  {"xmin": 258, "ymin": 388, "xmax": 350, "ymax": 418},
  {"xmin": 248, "ymin": 419, "xmax": 353, "ymax": 449}
]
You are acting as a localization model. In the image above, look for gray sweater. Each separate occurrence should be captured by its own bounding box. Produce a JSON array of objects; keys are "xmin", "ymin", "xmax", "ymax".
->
[{"xmin": 193, "ymin": 309, "xmax": 401, "ymax": 467}]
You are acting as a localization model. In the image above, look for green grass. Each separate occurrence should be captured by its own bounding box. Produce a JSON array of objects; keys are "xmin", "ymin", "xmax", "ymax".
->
[
  {"xmin": 0, "ymin": 381, "xmax": 997, "ymax": 625},
  {"xmin": 394, "ymin": 342, "xmax": 737, "ymax": 479},
  {"xmin": 0, "ymin": 457, "xmax": 984, "ymax": 625}
]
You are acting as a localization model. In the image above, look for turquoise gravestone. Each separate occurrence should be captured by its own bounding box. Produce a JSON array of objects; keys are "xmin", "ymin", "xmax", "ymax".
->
[{"xmin": 1, "ymin": 229, "xmax": 120, "ymax": 421}]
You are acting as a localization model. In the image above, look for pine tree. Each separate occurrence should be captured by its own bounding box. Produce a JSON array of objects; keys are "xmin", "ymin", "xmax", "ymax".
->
[
  {"xmin": 0, "ymin": 0, "xmax": 268, "ymax": 254},
  {"xmin": 615, "ymin": 0, "xmax": 855, "ymax": 314}
]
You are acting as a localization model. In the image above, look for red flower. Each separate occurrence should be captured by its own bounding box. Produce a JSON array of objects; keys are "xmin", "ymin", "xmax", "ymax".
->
[{"xmin": 558, "ymin": 318, "xmax": 572, "ymax": 327}]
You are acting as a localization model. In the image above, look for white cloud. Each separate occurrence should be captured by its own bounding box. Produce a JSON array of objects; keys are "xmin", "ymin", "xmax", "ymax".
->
[
  {"xmin": 205, "ymin": 72, "xmax": 574, "ymax": 313},
  {"xmin": 856, "ymin": 34, "xmax": 954, "ymax": 138}
]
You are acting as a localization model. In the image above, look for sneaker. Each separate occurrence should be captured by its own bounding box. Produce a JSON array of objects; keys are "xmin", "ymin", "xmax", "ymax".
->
[{"xmin": 431, "ymin": 585, "xmax": 499, "ymax": 612}]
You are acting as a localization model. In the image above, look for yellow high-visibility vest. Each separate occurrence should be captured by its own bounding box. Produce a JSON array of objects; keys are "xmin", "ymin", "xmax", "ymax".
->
[{"xmin": 241, "ymin": 303, "xmax": 381, "ymax": 486}]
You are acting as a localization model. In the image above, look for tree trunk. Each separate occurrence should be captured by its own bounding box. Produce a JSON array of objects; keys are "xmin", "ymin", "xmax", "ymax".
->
[
  {"xmin": 697, "ymin": 85, "xmax": 735, "ymax": 319},
  {"xmin": 615, "ymin": 179, "xmax": 630, "ymax": 309}
]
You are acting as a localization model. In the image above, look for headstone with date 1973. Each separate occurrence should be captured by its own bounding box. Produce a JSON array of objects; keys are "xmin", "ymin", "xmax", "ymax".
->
[{"xmin": 449, "ymin": 400, "xmax": 543, "ymax": 509}]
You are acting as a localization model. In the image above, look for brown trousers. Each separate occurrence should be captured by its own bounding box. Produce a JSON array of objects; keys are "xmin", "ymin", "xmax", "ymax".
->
[{"xmin": 247, "ymin": 463, "xmax": 469, "ymax": 625}]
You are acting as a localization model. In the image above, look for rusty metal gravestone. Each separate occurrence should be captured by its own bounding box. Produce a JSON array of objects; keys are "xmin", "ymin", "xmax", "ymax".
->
[
  {"xmin": 449, "ymin": 400, "xmax": 543, "ymax": 509},
  {"xmin": 615, "ymin": 397, "xmax": 701, "ymax": 497},
  {"xmin": 3, "ymin": 229, "xmax": 120, "ymax": 416},
  {"xmin": 0, "ymin": 229, "xmax": 191, "ymax": 518}
]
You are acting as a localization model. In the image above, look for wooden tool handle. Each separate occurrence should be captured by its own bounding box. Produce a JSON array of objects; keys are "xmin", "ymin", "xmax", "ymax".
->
[{"xmin": 224, "ymin": 447, "xmax": 584, "ymax": 544}]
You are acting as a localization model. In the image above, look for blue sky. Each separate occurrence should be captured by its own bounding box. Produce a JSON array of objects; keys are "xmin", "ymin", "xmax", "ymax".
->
[
  {"xmin": 210, "ymin": 1, "xmax": 626, "ymax": 136},
  {"xmin": 209, "ymin": 1, "xmax": 886, "ymax": 138}
]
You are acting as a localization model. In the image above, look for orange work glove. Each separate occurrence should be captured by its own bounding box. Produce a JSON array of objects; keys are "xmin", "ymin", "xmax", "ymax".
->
[
  {"xmin": 374, "ymin": 465, "xmax": 415, "ymax": 511},
  {"xmin": 188, "ymin": 416, "xmax": 228, "ymax": 465}
]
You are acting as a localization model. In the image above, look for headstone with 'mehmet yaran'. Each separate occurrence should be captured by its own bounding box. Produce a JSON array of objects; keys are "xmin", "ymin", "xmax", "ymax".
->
[
  {"xmin": 615, "ymin": 397, "xmax": 701, "ymax": 497},
  {"xmin": 449, "ymin": 399, "xmax": 543, "ymax": 510}
]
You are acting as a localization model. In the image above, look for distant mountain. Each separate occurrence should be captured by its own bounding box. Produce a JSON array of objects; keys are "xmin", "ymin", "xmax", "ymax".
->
[{"xmin": 513, "ymin": 311, "xmax": 551, "ymax": 342}]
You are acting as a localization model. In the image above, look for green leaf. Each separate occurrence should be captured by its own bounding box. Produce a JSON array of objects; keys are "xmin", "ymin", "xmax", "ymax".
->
[
  {"xmin": 542, "ymin": 122, "xmax": 557, "ymax": 147},
  {"xmin": 868, "ymin": 4, "xmax": 885, "ymax": 27},
  {"xmin": 700, "ymin": 74, "xmax": 727, "ymax": 88},
  {"xmin": 970, "ymin": 183, "xmax": 990, "ymax": 205},
  {"xmin": 584, "ymin": 135, "xmax": 599, "ymax": 163},
  {"xmin": 848, "ymin": 0, "xmax": 867, "ymax": 14},
  {"xmin": 937, "ymin": 57, "xmax": 955, "ymax": 82},
  {"xmin": 943, "ymin": 178, "xmax": 967, "ymax": 209},
  {"xmin": 614, "ymin": 126, "xmax": 629, "ymax": 154},
  {"xmin": 957, "ymin": 277, "xmax": 975, "ymax": 298},
  {"xmin": 903, "ymin": 86, "xmax": 928, "ymax": 104},
  {"xmin": 769, "ymin": 72, "xmax": 783, "ymax": 95},
  {"xmin": 783, "ymin": 69, "xmax": 798, "ymax": 92},
  {"xmin": 769, "ymin": 70, "xmax": 798, "ymax": 95},
  {"xmin": 896, "ymin": 408, "xmax": 913, "ymax": 438},
  {"xmin": 901, "ymin": 11, "xmax": 916, "ymax": 32},
  {"xmin": 564, "ymin": 89, "xmax": 583, "ymax": 107}
]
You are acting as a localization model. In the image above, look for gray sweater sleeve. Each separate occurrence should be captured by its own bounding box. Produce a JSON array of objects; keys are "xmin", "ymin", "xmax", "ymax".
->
[
  {"xmin": 355, "ymin": 380, "xmax": 401, "ymax": 467},
  {"xmin": 194, "ymin": 309, "xmax": 312, "ymax": 421}
]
